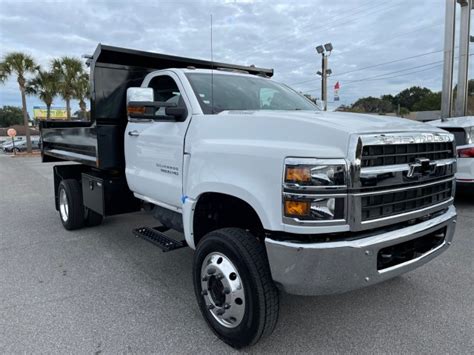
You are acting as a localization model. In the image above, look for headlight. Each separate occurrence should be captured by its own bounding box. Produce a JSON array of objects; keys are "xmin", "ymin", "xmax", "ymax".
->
[
  {"xmin": 284, "ymin": 158, "xmax": 347, "ymax": 188},
  {"xmin": 283, "ymin": 158, "xmax": 347, "ymax": 222},
  {"xmin": 283, "ymin": 195, "xmax": 345, "ymax": 221}
]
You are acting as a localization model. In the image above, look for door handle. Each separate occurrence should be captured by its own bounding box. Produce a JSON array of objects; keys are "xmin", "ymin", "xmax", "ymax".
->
[{"xmin": 128, "ymin": 130, "xmax": 140, "ymax": 137}]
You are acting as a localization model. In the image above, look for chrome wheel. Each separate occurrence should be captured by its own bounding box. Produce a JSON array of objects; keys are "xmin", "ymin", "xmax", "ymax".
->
[
  {"xmin": 201, "ymin": 252, "xmax": 246, "ymax": 328},
  {"xmin": 59, "ymin": 188, "xmax": 69, "ymax": 222}
]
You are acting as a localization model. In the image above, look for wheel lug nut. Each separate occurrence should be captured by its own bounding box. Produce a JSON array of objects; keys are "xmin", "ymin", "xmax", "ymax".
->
[
  {"xmin": 216, "ymin": 309, "xmax": 225, "ymax": 315},
  {"xmin": 208, "ymin": 304, "xmax": 215, "ymax": 310},
  {"xmin": 201, "ymin": 290, "xmax": 208, "ymax": 296},
  {"xmin": 207, "ymin": 267, "xmax": 216, "ymax": 275},
  {"xmin": 224, "ymin": 303, "xmax": 231, "ymax": 309}
]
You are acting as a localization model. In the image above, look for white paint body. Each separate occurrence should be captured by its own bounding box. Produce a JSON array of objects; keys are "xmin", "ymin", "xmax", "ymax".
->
[
  {"xmin": 124, "ymin": 69, "xmax": 451, "ymax": 248},
  {"xmin": 428, "ymin": 116, "xmax": 474, "ymax": 183}
]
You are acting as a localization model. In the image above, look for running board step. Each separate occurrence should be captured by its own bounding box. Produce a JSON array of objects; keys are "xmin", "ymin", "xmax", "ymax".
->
[{"xmin": 133, "ymin": 226, "xmax": 187, "ymax": 252}]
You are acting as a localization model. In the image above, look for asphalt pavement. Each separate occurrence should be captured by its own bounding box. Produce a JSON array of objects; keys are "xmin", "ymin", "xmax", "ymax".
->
[{"xmin": 0, "ymin": 155, "xmax": 473, "ymax": 354}]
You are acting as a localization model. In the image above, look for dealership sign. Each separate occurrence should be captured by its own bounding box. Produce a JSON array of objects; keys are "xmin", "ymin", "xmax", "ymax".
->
[{"xmin": 33, "ymin": 106, "xmax": 67, "ymax": 120}]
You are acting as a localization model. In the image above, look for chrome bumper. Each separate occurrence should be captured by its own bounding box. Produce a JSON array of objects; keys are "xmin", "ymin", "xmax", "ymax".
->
[{"xmin": 265, "ymin": 205, "xmax": 456, "ymax": 296}]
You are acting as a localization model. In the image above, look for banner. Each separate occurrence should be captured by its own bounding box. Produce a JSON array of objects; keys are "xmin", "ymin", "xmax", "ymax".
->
[{"xmin": 33, "ymin": 106, "xmax": 67, "ymax": 120}]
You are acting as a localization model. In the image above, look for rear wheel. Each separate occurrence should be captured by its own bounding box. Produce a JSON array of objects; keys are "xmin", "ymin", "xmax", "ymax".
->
[
  {"xmin": 193, "ymin": 228, "xmax": 279, "ymax": 348},
  {"xmin": 58, "ymin": 179, "xmax": 84, "ymax": 230}
]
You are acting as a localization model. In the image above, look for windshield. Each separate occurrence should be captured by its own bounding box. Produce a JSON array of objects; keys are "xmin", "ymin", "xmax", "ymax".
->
[{"xmin": 185, "ymin": 73, "xmax": 318, "ymax": 114}]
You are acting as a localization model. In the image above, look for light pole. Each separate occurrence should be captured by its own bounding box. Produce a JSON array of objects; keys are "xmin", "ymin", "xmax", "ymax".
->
[{"xmin": 316, "ymin": 43, "xmax": 333, "ymax": 111}]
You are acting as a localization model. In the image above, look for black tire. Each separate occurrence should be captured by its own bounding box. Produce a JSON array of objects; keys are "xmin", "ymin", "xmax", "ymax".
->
[
  {"xmin": 58, "ymin": 179, "xmax": 84, "ymax": 230},
  {"xmin": 84, "ymin": 208, "xmax": 103, "ymax": 227},
  {"xmin": 193, "ymin": 228, "xmax": 279, "ymax": 348}
]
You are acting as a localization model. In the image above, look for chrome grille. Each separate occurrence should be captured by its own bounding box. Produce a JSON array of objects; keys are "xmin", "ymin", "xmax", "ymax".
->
[
  {"xmin": 361, "ymin": 180, "xmax": 453, "ymax": 221},
  {"xmin": 361, "ymin": 142, "xmax": 455, "ymax": 167},
  {"xmin": 347, "ymin": 133, "xmax": 456, "ymax": 231}
]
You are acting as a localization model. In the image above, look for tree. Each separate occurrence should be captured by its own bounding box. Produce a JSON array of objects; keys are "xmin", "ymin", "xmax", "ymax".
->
[
  {"xmin": 26, "ymin": 69, "xmax": 59, "ymax": 119},
  {"xmin": 393, "ymin": 86, "xmax": 432, "ymax": 111},
  {"xmin": 74, "ymin": 72, "xmax": 90, "ymax": 120},
  {"xmin": 412, "ymin": 91, "xmax": 441, "ymax": 111},
  {"xmin": 350, "ymin": 96, "xmax": 394, "ymax": 114},
  {"xmin": 0, "ymin": 106, "xmax": 23, "ymax": 127},
  {"xmin": 53, "ymin": 57, "xmax": 85, "ymax": 119},
  {"xmin": 0, "ymin": 52, "xmax": 37, "ymax": 152}
]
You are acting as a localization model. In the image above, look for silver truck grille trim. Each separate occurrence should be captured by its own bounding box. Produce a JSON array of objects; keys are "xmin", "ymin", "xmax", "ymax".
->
[
  {"xmin": 346, "ymin": 133, "xmax": 456, "ymax": 232},
  {"xmin": 352, "ymin": 176, "xmax": 455, "ymax": 196}
]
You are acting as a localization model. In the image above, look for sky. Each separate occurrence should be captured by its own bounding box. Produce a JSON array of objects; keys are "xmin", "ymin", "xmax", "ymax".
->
[{"xmin": 0, "ymin": 0, "xmax": 470, "ymax": 113}]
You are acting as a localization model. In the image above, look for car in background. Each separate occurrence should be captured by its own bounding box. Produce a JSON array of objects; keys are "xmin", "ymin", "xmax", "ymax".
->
[
  {"xmin": 1, "ymin": 136, "xmax": 23, "ymax": 149},
  {"xmin": 428, "ymin": 116, "xmax": 474, "ymax": 184},
  {"xmin": 2, "ymin": 136, "xmax": 40, "ymax": 153}
]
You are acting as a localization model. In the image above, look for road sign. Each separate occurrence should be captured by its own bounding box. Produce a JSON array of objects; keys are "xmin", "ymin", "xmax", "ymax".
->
[{"xmin": 7, "ymin": 128, "xmax": 17, "ymax": 138}]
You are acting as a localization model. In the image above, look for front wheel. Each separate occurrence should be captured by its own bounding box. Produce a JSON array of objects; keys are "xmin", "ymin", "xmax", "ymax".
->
[{"xmin": 193, "ymin": 228, "xmax": 279, "ymax": 348}]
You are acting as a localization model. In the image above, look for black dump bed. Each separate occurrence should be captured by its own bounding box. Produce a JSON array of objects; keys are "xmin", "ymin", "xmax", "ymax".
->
[{"xmin": 40, "ymin": 44, "xmax": 273, "ymax": 171}]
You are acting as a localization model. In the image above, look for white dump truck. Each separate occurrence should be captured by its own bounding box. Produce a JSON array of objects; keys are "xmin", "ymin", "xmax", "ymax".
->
[{"xmin": 40, "ymin": 44, "xmax": 457, "ymax": 348}]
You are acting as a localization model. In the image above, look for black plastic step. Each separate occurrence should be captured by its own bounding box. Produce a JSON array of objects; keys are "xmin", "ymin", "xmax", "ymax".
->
[{"xmin": 133, "ymin": 226, "xmax": 187, "ymax": 252}]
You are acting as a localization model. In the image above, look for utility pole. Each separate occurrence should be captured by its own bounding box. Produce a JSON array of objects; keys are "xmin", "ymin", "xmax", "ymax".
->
[
  {"xmin": 441, "ymin": 0, "xmax": 456, "ymax": 120},
  {"xmin": 441, "ymin": 0, "xmax": 473, "ymax": 120},
  {"xmin": 454, "ymin": 0, "xmax": 472, "ymax": 117},
  {"xmin": 316, "ymin": 43, "xmax": 333, "ymax": 111},
  {"xmin": 321, "ymin": 55, "xmax": 328, "ymax": 111}
]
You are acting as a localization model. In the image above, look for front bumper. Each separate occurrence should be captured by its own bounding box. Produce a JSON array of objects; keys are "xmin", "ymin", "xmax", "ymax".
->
[{"xmin": 265, "ymin": 205, "xmax": 456, "ymax": 296}]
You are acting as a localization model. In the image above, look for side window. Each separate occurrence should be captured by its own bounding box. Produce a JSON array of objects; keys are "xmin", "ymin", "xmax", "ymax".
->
[{"xmin": 147, "ymin": 75, "xmax": 187, "ymax": 118}]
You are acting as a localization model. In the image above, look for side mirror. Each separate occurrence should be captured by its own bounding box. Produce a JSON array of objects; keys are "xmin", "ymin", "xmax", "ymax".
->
[
  {"xmin": 127, "ymin": 87, "xmax": 154, "ymax": 103},
  {"xmin": 165, "ymin": 106, "xmax": 187, "ymax": 121},
  {"xmin": 126, "ymin": 87, "xmax": 179, "ymax": 119}
]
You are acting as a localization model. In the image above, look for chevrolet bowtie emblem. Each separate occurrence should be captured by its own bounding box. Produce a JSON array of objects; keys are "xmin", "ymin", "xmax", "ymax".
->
[{"xmin": 407, "ymin": 158, "xmax": 436, "ymax": 178}]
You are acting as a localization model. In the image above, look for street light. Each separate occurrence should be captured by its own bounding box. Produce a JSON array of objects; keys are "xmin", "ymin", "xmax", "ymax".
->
[
  {"xmin": 315, "ymin": 43, "xmax": 333, "ymax": 111},
  {"xmin": 324, "ymin": 42, "xmax": 333, "ymax": 52}
]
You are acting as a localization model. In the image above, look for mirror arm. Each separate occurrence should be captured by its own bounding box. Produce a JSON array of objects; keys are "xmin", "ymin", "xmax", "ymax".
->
[{"xmin": 128, "ymin": 101, "xmax": 177, "ymax": 108}]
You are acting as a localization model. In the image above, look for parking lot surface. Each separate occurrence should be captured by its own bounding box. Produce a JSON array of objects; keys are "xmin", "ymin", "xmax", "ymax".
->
[{"xmin": 1, "ymin": 155, "xmax": 473, "ymax": 354}]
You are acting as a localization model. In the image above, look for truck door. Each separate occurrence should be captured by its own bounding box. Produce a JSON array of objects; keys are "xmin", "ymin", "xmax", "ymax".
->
[{"xmin": 124, "ymin": 72, "xmax": 191, "ymax": 209}]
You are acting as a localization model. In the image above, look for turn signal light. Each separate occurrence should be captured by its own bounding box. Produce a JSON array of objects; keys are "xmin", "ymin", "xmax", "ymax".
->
[
  {"xmin": 284, "ymin": 200, "xmax": 310, "ymax": 217},
  {"xmin": 285, "ymin": 166, "xmax": 311, "ymax": 183},
  {"xmin": 458, "ymin": 147, "xmax": 474, "ymax": 158},
  {"xmin": 127, "ymin": 105, "xmax": 146, "ymax": 115}
]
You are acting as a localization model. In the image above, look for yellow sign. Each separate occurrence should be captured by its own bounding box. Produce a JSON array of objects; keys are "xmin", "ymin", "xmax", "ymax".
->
[{"xmin": 33, "ymin": 106, "xmax": 67, "ymax": 120}]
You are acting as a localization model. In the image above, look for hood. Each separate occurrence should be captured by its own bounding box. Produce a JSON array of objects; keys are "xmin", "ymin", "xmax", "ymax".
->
[
  {"xmin": 187, "ymin": 110, "xmax": 446, "ymax": 160},
  {"xmin": 220, "ymin": 110, "xmax": 444, "ymax": 135}
]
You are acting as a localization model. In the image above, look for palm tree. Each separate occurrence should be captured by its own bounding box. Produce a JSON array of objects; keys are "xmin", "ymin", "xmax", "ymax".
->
[
  {"xmin": 26, "ymin": 69, "xmax": 59, "ymax": 120},
  {"xmin": 53, "ymin": 57, "xmax": 84, "ymax": 119},
  {"xmin": 74, "ymin": 72, "xmax": 90, "ymax": 120},
  {"xmin": 0, "ymin": 52, "xmax": 37, "ymax": 153}
]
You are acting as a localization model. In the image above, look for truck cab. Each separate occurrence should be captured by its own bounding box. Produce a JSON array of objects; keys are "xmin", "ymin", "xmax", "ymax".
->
[{"xmin": 40, "ymin": 44, "xmax": 457, "ymax": 348}]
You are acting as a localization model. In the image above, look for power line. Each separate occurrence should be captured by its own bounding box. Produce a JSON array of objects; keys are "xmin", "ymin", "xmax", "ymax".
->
[
  {"xmin": 234, "ymin": 0, "xmax": 377, "ymax": 57},
  {"xmin": 303, "ymin": 53, "xmax": 474, "ymax": 94},
  {"xmin": 289, "ymin": 49, "xmax": 445, "ymax": 86},
  {"xmin": 303, "ymin": 60, "xmax": 444, "ymax": 93},
  {"xmin": 234, "ymin": 0, "xmax": 403, "ymax": 58},
  {"xmin": 341, "ymin": 60, "xmax": 444, "ymax": 84},
  {"xmin": 342, "ymin": 64, "xmax": 444, "ymax": 86}
]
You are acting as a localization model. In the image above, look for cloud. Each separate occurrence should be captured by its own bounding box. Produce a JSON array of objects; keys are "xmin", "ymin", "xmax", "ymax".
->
[{"xmin": 0, "ymin": 0, "xmax": 463, "ymax": 112}]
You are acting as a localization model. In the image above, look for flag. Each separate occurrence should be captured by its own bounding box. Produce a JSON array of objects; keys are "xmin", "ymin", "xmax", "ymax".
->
[{"xmin": 334, "ymin": 81, "xmax": 340, "ymax": 101}]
